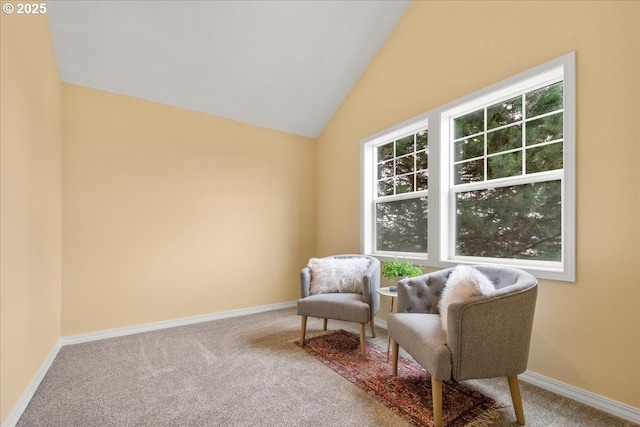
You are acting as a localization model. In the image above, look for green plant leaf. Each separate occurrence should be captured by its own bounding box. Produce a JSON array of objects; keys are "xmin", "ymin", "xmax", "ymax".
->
[{"xmin": 381, "ymin": 260, "xmax": 423, "ymax": 281}]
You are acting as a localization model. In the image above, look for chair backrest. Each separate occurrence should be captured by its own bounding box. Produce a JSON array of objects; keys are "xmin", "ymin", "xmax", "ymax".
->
[
  {"xmin": 396, "ymin": 266, "xmax": 536, "ymax": 313},
  {"xmin": 396, "ymin": 269, "xmax": 448, "ymax": 314},
  {"xmin": 300, "ymin": 255, "xmax": 381, "ymax": 313}
]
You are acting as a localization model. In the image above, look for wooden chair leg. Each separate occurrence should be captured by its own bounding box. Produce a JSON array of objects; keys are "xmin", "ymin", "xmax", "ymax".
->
[
  {"xmin": 508, "ymin": 375, "xmax": 525, "ymax": 425},
  {"xmin": 432, "ymin": 377, "xmax": 443, "ymax": 427},
  {"xmin": 323, "ymin": 318, "xmax": 328, "ymax": 331},
  {"xmin": 300, "ymin": 316, "xmax": 307, "ymax": 347},
  {"xmin": 359, "ymin": 323, "xmax": 366, "ymax": 357},
  {"xmin": 370, "ymin": 318, "xmax": 376, "ymax": 338},
  {"xmin": 391, "ymin": 339, "xmax": 399, "ymax": 376}
]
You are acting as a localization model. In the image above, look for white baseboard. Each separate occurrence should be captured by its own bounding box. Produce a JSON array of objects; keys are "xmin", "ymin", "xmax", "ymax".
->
[
  {"xmin": 520, "ymin": 371, "xmax": 640, "ymax": 425},
  {"xmin": 374, "ymin": 317, "xmax": 388, "ymax": 330},
  {"xmin": 60, "ymin": 301, "xmax": 296, "ymax": 345},
  {"xmin": 2, "ymin": 341, "xmax": 61, "ymax": 427}
]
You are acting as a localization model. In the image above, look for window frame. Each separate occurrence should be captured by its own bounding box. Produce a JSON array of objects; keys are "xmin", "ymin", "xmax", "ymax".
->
[{"xmin": 361, "ymin": 52, "xmax": 576, "ymax": 281}]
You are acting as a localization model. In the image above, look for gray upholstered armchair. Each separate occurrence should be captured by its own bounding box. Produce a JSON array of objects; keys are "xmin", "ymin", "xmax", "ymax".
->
[
  {"xmin": 297, "ymin": 254, "xmax": 380, "ymax": 357},
  {"xmin": 387, "ymin": 266, "xmax": 538, "ymax": 427}
]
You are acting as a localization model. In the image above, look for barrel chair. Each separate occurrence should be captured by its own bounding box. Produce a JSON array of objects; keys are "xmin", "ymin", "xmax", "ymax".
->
[
  {"xmin": 387, "ymin": 265, "xmax": 538, "ymax": 427},
  {"xmin": 297, "ymin": 254, "xmax": 381, "ymax": 357}
]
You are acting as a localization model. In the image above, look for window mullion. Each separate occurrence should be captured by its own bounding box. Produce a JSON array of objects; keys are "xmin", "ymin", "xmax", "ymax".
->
[
  {"xmin": 521, "ymin": 93, "xmax": 527, "ymax": 176},
  {"xmin": 483, "ymin": 107, "xmax": 488, "ymax": 181}
]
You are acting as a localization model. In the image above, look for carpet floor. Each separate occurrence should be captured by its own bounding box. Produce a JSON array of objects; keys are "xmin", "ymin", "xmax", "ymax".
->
[{"xmin": 16, "ymin": 307, "xmax": 637, "ymax": 426}]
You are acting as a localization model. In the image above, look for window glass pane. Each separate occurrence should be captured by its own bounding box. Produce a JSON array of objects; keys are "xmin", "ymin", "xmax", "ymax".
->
[
  {"xmin": 487, "ymin": 95, "xmax": 522, "ymax": 130},
  {"xmin": 455, "ymin": 180, "xmax": 561, "ymax": 261},
  {"xmin": 454, "ymin": 110, "xmax": 484, "ymax": 139},
  {"xmin": 487, "ymin": 124, "xmax": 522, "ymax": 154},
  {"xmin": 416, "ymin": 170, "xmax": 428, "ymax": 191},
  {"xmin": 377, "ymin": 159, "xmax": 393, "ymax": 180},
  {"xmin": 376, "ymin": 197, "xmax": 428, "ymax": 253},
  {"xmin": 395, "ymin": 174, "xmax": 414, "ymax": 194},
  {"xmin": 377, "ymin": 178, "xmax": 394, "ymax": 197},
  {"xmin": 488, "ymin": 151, "xmax": 522, "ymax": 180},
  {"xmin": 416, "ymin": 130, "xmax": 428, "ymax": 151},
  {"xmin": 395, "ymin": 135, "xmax": 414, "ymax": 156},
  {"xmin": 454, "ymin": 136, "xmax": 484, "ymax": 161},
  {"xmin": 416, "ymin": 150, "xmax": 428, "ymax": 170},
  {"xmin": 526, "ymin": 143, "xmax": 563, "ymax": 174},
  {"xmin": 455, "ymin": 159, "xmax": 484, "ymax": 184},
  {"xmin": 377, "ymin": 142, "xmax": 394, "ymax": 162},
  {"xmin": 396, "ymin": 155, "xmax": 415, "ymax": 175},
  {"xmin": 526, "ymin": 82, "xmax": 563, "ymax": 117},
  {"xmin": 526, "ymin": 112, "xmax": 563, "ymax": 146}
]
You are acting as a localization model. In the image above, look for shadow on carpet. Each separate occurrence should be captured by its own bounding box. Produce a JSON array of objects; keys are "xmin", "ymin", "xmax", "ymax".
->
[{"xmin": 293, "ymin": 329, "xmax": 505, "ymax": 426}]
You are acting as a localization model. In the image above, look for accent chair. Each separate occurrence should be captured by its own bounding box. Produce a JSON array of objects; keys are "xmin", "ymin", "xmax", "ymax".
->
[
  {"xmin": 387, "ymin": 265, "xmax": 538, "ymax": 427},
  {"xmin": 297, "ymin": 254, "xmax": 381, "ymax": 357}
]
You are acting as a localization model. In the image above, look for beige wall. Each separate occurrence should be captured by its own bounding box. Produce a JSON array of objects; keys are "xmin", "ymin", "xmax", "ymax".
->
[
  {"xmin": 61, "ymin": 85, "xmax": 315, "ymax": 336},
  {"xmin": 316, "ymin": 1, "xmax": 640, "ymax": 408},
  {"xmin": 0, "ymin": 9, "xmax": 62, "ymax": 423}
]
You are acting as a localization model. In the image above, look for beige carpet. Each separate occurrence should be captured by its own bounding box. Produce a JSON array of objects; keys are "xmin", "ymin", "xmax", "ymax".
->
[{"xmin": 17, "ymin": 308, "xmax": 636, "ymax": 426}]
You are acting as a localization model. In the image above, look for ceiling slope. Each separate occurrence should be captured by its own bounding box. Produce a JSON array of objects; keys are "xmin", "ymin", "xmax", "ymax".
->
[{"xmin": 47, "ymin": 1, "xmax": 410, "ymax": 138}]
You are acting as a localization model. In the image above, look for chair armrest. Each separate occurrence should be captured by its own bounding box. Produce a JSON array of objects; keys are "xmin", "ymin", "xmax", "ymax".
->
[
  {"xmin": 361, "ymin": 258, "xmax": 381, "ymax": 315},
  {"xmin": 300, "ymin": 267, "xmax": 311, "ymax": 298},
  {"xmin": 447, "ymin": 282, "xmax": 538, "ymax": 381}
]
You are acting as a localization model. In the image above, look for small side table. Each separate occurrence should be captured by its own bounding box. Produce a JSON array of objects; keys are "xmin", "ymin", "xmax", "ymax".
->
[{"xmin": 377, "ymin": 286, "xmax": 397, "ymax": 361}]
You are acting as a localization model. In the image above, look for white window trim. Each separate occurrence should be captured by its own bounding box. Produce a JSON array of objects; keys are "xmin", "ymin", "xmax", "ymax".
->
[{"xmin": 361, "ymin": 52, "xmax": 576, "ymax": 281}]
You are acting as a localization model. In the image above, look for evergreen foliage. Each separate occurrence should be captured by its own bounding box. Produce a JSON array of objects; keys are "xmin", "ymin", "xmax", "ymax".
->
[{"xmin": 375, "ymin": 82, "xmax": 564, "ymax": 261}]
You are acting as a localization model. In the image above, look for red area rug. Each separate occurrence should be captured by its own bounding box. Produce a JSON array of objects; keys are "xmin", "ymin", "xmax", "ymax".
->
[{"xmin": 295, "ymin": 329, "xmax": 505, "ymax": 426}]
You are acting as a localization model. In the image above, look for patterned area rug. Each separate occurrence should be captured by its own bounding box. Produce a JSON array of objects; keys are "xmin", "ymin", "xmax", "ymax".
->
[{"xmin": 294, "ymin": 329, "xmax": 505, "ymax": 426}]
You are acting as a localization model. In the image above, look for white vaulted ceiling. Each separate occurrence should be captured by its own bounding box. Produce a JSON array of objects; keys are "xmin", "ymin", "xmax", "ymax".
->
[{"xmin": 46, "ymin": 1, "xmax": 410, "ymax": 138}]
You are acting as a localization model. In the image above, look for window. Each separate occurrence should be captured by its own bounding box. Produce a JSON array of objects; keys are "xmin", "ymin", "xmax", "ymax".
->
[
  {"xmin": 362, "ymin": 118, "xmax": 430, "ymax": 259},
  {"xmin": 374, "ymin": 128, "xmax": 429, "ymax": 254},
  {"xmin": 361, "ymin": 52, "xmax": 575, "ymax": 281}
]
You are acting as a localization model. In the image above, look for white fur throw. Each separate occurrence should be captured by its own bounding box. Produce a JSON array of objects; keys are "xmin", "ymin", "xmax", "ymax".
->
[
  {"xmin": 308, "ymin": 257, "xmax": 370, "ymax": 295},
  {"xmin": 439, "ymin": 265, "xmax": 495, "ymax": 332}
]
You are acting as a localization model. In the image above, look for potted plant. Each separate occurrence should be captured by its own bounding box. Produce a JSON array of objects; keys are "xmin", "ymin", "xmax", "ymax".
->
[{"xmin": 381, "ymin": 259, "xmax": 423, "ymax": 291}]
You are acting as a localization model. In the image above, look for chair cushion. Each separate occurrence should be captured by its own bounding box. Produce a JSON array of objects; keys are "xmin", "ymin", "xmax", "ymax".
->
[
  {"xmin": 308, "ymin": 257, "xmax": 369, "ymax": 295},
  {"xmin": 387, "ymin": 313, "xmax": 452, "ymax": 380},
  {"xmin": 297, "ymin": 293, "xmax": 370, "ymax": 323},
  {"xmin": 439, "ymin": 265, "xmax": 495, "ymax": 332}
]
